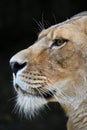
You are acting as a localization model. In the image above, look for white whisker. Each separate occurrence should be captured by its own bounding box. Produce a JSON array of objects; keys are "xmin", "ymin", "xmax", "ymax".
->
[{"xmin": 8, "ymin": 95, "xmax": 17, "ymax": 102}]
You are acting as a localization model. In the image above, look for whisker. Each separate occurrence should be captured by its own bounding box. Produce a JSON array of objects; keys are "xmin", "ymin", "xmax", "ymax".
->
[
  {"xmin": 12, "ymin": 102, "xmax": 19, "ymax": 114},
  {"xmin": 39, "ymin": 21, "xmax": 45, "ymax": 30},
  {"xmin": 36, "ymin": 87, "xmax": 45, "ymax": 99},
  {"xmin": 43, "ymin": 19, "xmax": 52, "ymax": 28},
  {"xmin": 41, "ymin": 13, "xmax": 45, "ymax": 29},
  {"xmin": 52, "ymin": 13, "xmax": 57, "ymax": 24},
  {"xmin": 40, "ymin": 87, "xmax": 53, "ymax": 97},
  {"xmin": 8, "ymin": 95, "xmax": 17, "ymax": 102},
  {"xmin": 33, "ymin": 18, "xmax": 44, "ymax": 31}
]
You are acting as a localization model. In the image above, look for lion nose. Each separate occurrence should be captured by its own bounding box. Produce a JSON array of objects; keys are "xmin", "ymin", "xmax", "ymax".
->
[{"xmin": 10, "ymin": 61, "xmax": 27, "ymax": 75}]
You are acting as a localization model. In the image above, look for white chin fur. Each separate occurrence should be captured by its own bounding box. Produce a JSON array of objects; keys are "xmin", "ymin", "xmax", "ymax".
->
[{"xmin": 15, "ymin": 94, "xmax": 47, "ymax": 118}]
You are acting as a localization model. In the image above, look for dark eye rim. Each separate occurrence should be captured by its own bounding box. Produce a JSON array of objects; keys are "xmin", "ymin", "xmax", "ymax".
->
[{"xmin": 50, "ymin": 38, "xmax": 68, "ymax": 48}]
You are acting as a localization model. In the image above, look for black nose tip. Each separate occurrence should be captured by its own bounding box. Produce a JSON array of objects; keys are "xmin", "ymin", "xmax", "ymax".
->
[{"xmin": 10, "ymin": 61, "xmax": 27, "ymax": 75}]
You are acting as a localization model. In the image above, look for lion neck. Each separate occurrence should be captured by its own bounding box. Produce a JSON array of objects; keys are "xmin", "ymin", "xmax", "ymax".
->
[
  {"xmin": 59, "ymin": 75, "xmax": 87, "ymax": 130},
  {"xmin": 66, "ymin": 101, "xmax": 87, "ymax": 130}
]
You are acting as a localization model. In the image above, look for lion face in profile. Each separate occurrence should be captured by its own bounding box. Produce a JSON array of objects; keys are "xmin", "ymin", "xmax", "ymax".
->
[{"xmin": 10, "ymin": 12, "xmax": 87, "ymax": 129}]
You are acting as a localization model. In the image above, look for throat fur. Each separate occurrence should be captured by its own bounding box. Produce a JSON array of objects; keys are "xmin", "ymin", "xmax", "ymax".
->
[{"xmin": 67, "ymin": 102, "xmax": 87, "ymax": 130}]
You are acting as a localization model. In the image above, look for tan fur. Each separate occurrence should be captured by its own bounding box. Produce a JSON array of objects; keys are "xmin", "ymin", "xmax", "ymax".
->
[{"xmin": 10, "ymin": 12, "xmax": 87, "ymax": 129}]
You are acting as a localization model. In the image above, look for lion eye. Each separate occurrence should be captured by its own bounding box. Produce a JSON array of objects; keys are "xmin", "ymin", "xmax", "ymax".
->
[{"xmin": 51, "ymin": 38, "xmax": 67, "ymax": 48}]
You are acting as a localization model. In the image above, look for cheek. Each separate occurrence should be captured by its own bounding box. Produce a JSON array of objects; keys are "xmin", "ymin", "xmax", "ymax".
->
[
  {"xmin": 43, "ymin": 63, "xmax": 70, "ymax": 84},
  {"xmin": 60, "ymin": 42, "xmax": 75, "ymax": 59},
  {"xmin": 62, "ymin": 54, "xmax": 81, "ymax": 70}
]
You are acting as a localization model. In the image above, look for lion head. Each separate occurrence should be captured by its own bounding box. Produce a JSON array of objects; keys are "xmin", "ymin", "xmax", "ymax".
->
[{"xmin": 10, "ymin": 12, "xmax": 87, "ymax": 129}]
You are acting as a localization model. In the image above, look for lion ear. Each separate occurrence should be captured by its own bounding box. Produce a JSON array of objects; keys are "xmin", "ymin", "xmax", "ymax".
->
[{"xmin": 71, "ymin": 11, "xmax": 87, "ymax": 19}]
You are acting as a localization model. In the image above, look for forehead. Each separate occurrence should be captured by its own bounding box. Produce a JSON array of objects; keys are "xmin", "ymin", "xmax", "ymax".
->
[{"xmin": 38, "ymin": 17, "xmax": 83, "ymax": 40}]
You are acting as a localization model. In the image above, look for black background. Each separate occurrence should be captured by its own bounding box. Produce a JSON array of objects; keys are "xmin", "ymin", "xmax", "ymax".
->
[{"xmin": 0, "ymin": 0, "xmax": 87, "ymax": 130}]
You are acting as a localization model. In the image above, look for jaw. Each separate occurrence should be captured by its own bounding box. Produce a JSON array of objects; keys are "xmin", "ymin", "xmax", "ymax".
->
[
  {"xmin": 14, "ymin": 84, "xmax": 57, "ymax": 118},
  {"xmin": 14, "ymin": 78, "xmax": 71, "ymax": 118},
  {"xmin": 13, "ymin": 75, "xmax": 87, "ymax": 121}
]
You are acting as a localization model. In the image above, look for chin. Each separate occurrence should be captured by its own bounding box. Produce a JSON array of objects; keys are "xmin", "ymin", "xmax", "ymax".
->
[{"xmin": 15, "ymin": 93, "xmax": 47, "ymax": 119}]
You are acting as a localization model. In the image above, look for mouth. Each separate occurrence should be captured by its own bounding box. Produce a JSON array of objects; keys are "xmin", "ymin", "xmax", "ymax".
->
[{"xmin": 15, "ymin": 84, "xmax": 56, "ymax": 99}]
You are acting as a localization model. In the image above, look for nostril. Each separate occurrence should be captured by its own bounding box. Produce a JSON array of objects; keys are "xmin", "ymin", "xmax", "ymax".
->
[{"xmin": 10, "ymin": 61, "xmax": 27, "ymax": 75}]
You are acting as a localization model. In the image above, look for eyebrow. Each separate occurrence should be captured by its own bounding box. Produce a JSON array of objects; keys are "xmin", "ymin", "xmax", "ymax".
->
[{"xmin": 38, "ymin": 15, "xmax": 83, "ymax": 41}]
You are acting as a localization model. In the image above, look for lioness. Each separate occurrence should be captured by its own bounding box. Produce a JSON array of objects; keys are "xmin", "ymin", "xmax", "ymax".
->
[{"xmin": 10, "ymin": 12, "xmax": 87, "ymax": 130}]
